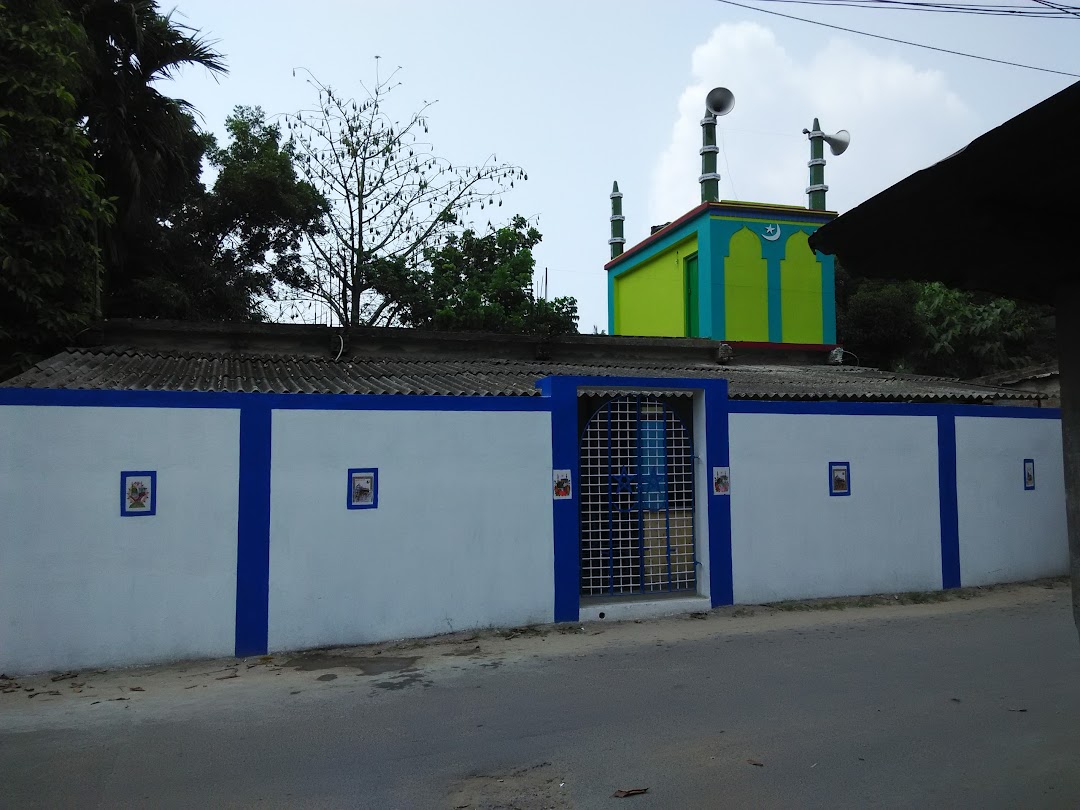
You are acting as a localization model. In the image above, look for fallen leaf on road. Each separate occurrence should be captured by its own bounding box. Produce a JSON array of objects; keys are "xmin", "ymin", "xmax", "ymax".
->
[
  {"xmin": 185, "ymin": 685, "xmax": 199, "ymax": 689},
  {"xmin": 1007, "ymin": 708, "xmax": 1028, "ymax": 713},
  {"xmin": 950, "ymin": 698, "xmax": 961, "ymax": 703},
  {"xmin": 51, "ymin": 672, "xmax": 78, "ymax": 682},
  {"xmin": 111, "ymin": 697, "xmax": 129, "ymax": 701},
  {"xmin": 612, "ymin": 788, "xmax": 649, "ymax": 798},
  {"xmin": 216, "ymin": 673, "xmax": 238, "ymax": 680},
  {"xmin": 748, "ymin": 760, "xmax": 765, "ymax": 767},
  {"xmin": 91, "ymin": 701, "xmax": 101, "ymax": 705},
  {"xmin": 129, "ymin": 686, "xmax": 145, "ymax": 692},
  {"xmin": 47, "ymin": 690, "xmax": 60, "ymax": 696}
]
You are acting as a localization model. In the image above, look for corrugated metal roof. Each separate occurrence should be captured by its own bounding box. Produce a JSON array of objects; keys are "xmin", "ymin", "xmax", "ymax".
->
[{"xmin": 1, "ymin": 346, "xmax": 1044, "ymax": 403}]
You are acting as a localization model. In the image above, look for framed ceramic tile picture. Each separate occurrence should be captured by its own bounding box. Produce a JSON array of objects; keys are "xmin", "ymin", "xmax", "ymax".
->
[
  {"xmin": 712, "ymin": 466, "xmax": 731, "ymax": 496},
  {"xmin": 552, "ymin": 469, "xmax": 572, "ymax": 500},
  {"xmin": 829, "ymin": 461, "xmax": 850, "ymax": 497},
  {"xmin": 1024, "ymin": 458, "xmax": 1035, "ymax": 491},
  {"xmin": 348, "ymin": 468, "xmax": 378, "ymax": 509},
  {"xmin": 120, "ymin": 470, "xmax": 157, "ymax": 516}
]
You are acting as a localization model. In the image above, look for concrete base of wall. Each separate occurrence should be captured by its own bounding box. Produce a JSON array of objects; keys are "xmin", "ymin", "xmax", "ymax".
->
[{"xmin": 580, "ymin": 595, "xmax": 712, "ymax": 622}]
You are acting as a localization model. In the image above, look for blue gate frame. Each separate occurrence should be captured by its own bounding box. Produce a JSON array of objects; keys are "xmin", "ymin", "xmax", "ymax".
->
[{"xmin": 579, "ymin": 394, "xmax": 696, "ymax": 596}]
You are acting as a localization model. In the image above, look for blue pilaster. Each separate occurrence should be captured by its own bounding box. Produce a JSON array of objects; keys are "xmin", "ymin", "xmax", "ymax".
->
[
  {"xmin": 705, "ymin": 379, "xmax": 733, "ymax": 606},
  {"xmin": 937, "ymin": 413, "xmax": 961, "ymax": 589},
  {"xmin": 537, "ymin": 376, "xmax": 581, "ymax": 622},
  {"xmin": 235, "ymin": 405, "xmax": 272, "ymax": 657}
]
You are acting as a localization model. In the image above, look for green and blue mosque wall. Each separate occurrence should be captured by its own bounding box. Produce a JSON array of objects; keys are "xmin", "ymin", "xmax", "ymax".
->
[{"xmin": 607, "ymin": 202, "xmax": 837, "ymax": 345}]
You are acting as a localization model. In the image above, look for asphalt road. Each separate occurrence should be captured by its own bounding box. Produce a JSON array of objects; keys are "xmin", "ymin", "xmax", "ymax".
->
[{"xmin": 3, "ymin": 584, "xmax": 1080, "ymax": 809}]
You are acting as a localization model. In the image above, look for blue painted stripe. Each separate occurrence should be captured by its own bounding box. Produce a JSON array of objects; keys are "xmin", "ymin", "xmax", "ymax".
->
[
  {"xmin": 537, "ymin": 376, "xmax": 580, "ymax": 622},
  {"xmin": 2, "ymin": 386, "xmax": 1057, "ymax": 422},
  {"xmin": 235, "ymin": 406, "xmax": 272, "ymax": 657},
  {"xmin": 608, "ymin": 272, "xmax": 617, "ymax": 335},
  {"xmin": 705, "ymin": 380, "xmax": 733, "ymax": 606},
  {"xmin": 729, "ymin": 400, "xmax": 1061, "ymax": 419},
  {"xmin": 937, "ymin": 414, "xmax": 961, "ymax": 589},
  {"xmin": 0, "ymin": 388, "xmax": 550, "ymax": 412}
]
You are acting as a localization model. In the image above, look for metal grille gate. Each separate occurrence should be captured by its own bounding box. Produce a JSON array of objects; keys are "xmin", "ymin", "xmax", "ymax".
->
[{"xmin": 580, "ymin": 395, "xmax": 696, "ymax": 596}]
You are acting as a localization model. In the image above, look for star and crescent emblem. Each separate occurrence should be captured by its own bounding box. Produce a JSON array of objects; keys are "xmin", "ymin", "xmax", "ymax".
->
[{"xmin": 762, "ymin": 223, "xmax": 781, "ymax": 241}]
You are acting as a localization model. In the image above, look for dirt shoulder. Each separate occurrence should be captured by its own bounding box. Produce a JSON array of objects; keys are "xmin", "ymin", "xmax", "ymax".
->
[{"xmin": 1, "ymin": 578, "xmax": 1068, "ymax": 731}]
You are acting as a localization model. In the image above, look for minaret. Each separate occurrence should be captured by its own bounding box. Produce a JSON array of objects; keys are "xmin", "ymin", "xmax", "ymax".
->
[
  {"xmin": 609, "ymin": 181, "xmax": 625, "ymax": 259},
  {"xmin": 805, "ymin": 118, "xmax": 827, "ymax": 210},
  {"xmin": 700, "ymin": 112, "xmax": 720, "ymax": 203},
  {"xmin": 699, "ymin": 87, "xmax": 733, "ymax": 203}
]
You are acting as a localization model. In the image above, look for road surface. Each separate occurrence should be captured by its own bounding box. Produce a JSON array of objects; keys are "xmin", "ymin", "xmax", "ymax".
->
[{"xmin": 2, "ymin": 582, "xmax": 1079, "ymax": 808}]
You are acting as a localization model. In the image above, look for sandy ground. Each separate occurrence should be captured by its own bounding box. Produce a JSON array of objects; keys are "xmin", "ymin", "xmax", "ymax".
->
[{"xmin": 1, "ymin": 578, "xmax": 1067, "ymax": 735}]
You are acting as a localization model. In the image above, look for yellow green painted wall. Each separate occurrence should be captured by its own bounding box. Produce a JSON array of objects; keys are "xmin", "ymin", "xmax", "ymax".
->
[
  {"xmin": 723, "ymin": 227, "xmax": 769, "ymax": 342},
  {"xmin": 780, "ymin": 230, "xmax": 823, "ymax": 343},
  {"xmin": 613, "ymin": 236, "xmax": 695, "ymax": 336}
]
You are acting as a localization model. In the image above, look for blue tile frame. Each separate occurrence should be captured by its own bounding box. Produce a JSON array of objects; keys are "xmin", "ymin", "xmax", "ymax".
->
[
  {"xmin": 347, "ymin": 468, "xmax": 379, "ymax": 509},
  {"xmin": 828, "ymin": 461, "xmax": 851, "ymax": 497},
  {"xmin": 120, "ymin": 470, "xmax": 157, "ymax": 516},
  {"xmin": 0, "ymin": 385, "xmax": 1062, "ymax": 657}
]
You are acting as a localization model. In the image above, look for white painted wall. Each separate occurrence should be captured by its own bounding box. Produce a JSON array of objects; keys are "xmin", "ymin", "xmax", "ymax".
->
[
  {"xmin": 268, "ymin": 409, "xmax": 554, "ymax": 651},
  {"xmin": 728, "ymin": 413, "xmax": 942, "ymax": 603},
  {"xmin": 0, "ymin": 406, "xmax": 240, "ymax": 674},
  {"xmin": 955, "ymin": 416, "xmax": 1067, "ymax": 586}
]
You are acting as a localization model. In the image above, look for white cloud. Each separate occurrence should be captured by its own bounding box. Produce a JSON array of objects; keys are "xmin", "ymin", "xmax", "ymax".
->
[{"xmin": 649, "ymin": 22, "xmax": 975, "ymax": 229}]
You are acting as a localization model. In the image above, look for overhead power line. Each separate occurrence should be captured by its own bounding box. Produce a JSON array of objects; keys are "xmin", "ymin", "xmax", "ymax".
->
[
  {"xmin": 754, "ymin": 0, "xmax": 1080, "ymax": 18},
  {"xmin": 1030, "ymin": 0, "xmax": 1080, "ymax": 20},
  {"xmin": 714, "ymin": 0, "xmax": 1080, "ymax": 77}
]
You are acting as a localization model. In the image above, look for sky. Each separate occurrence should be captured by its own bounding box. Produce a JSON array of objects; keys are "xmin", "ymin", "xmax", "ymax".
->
[{"xmin": 167, "ymin": 0, "xmax": 1077, "ymax": 333}]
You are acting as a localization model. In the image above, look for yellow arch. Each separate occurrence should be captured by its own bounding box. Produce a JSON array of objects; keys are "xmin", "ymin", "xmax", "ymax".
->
[
  {"xmin": 780, "ymin": 230, "xmax": 823, "ymax": 344},
  {"xmin": 724, "ymin": 227, "xmax": 768, "ymax": 341}
]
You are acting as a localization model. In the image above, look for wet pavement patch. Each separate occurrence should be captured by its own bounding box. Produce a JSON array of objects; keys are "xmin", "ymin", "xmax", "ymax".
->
[
  {"xmin": 372, "ymin": 672, "xmax": 429, "ymax": 690},
  {"xmin": 448, "ymin": 762, "xmax": 570, "ymax": 809},
  {"xmin": 285, "ymin": 654, "xmax": 420, "ymax": 676}
]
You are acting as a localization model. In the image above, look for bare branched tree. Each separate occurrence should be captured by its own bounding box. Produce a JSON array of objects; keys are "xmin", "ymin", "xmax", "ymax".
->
[{"xmin": 281, "ymin": 64, "xmax": 527, "ymax": 327}]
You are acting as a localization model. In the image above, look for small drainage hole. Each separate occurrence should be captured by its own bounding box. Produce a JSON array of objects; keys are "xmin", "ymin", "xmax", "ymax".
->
[{"xmin": 598, "ymin": 612, "xmax": 606, "ymax": 619}]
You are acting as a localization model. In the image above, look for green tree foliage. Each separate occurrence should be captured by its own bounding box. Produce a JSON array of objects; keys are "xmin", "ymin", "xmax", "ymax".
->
[
  {"xmin": 913, "ymin": 282, "xmax": 1051, "ymax": 379},
  {"xmin": 836, "ymin": 263, "xmax": 1055, "ymax": 378},
  {"xmin": 283, "ymin": 67, "xmax": 527, "ymax": 326},
  {"xmin": 392, "ymin": 216, "xmax": 578, "ymax": 335},
  {"xmin": 837, "ymin": 273, "xmax": 922, "ymax": 371},
  {"xmin": 109, "ymin": 106, "xmax": 327, "ymax": 321},
  {"xmin": 0, "ymin": 0, "xmax": 112, "ymax": 376}
]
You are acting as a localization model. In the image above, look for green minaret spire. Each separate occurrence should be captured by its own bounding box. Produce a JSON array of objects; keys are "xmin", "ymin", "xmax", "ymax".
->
[
  {"xmin": 700, "ymin": 113, "xmax": 720, "ymax": 203},
  {"xmin": 805, "ymin": 117, "xmax": 827, "ymax": 210},
  {"xmin": 803, "ymin": 118, "xmax": 849, "ymax": 210},
  {"xmin": 609, "ymin": 181, "xmax": 625, "ymax": 259}
]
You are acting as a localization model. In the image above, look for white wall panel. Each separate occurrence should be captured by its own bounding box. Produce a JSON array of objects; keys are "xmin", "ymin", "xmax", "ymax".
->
[{"xmin": 268, "ymin": 409, "xmax": 553, "ymax": 650}]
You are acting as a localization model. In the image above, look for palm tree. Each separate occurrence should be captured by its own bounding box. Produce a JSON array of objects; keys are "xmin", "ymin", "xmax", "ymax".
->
[{"xmin": 64, "ymin": 0, "xmax": 226, "ymax": 286}]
